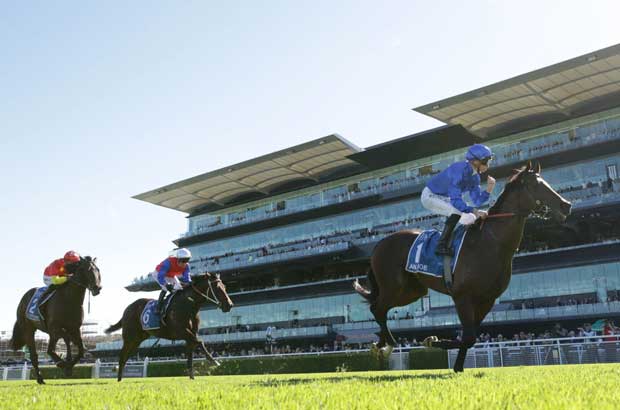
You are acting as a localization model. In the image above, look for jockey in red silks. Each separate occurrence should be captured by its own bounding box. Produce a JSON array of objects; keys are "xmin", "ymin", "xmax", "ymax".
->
[
  {"xmin": 422, "ymin": 144, "xmax": 497, "ymax": 256},
  {"xmin": 40, "ymin": 250, "xmax": 81, "ymax": 299},
  {"xmin": 150, "ymin": 248, "xmax": 192, "ymax": 315}
]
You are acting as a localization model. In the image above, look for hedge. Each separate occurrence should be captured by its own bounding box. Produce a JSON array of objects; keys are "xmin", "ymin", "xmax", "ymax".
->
[
  {"xmin": 408, "ymin": 348, "xmax": 448, "ymax": 370},
  {"xmin": 30, "ymin": 364, "xmax": 93, "ymax": 380},
  {"xmin": 148, "ymin": 352, "xmax": 386, "ymax": 377}
]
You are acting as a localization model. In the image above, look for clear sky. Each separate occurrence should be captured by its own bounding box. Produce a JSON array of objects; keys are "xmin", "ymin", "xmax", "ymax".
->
[{"xmin": 1, "ymin": 1, "xmax": 618, "ymax": 332}]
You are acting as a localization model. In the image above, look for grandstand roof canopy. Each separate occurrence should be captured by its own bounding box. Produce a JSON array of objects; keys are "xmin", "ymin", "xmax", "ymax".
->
[
  {"xmin": 415, "ymin": 43, "xmax": 620, "ymax": 139},
  {"xmin": 133, "ymin": 135, "xmax": 362, "ymax": 213},
  {"xmin": 348, "ymin": 124, "xmax": 480, "ymax": 169}
]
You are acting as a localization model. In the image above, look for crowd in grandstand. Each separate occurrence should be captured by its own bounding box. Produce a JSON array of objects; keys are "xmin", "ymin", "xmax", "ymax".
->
[{"xmin": 186, "ymin": 120, "xmax": 620, "ymax": 238}]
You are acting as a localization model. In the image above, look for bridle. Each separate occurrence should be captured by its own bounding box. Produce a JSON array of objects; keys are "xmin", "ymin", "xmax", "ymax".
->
[
  {"xmin": 480, "ymin": 173, "xmax": 551, "ymax": 230},
  {"xmin": 190, "ymin": 276, "xmax": 222, "ymax": 307},
  {"xmin": 67, "ymin": 259, "xmax": 98, "ymax": 292}
]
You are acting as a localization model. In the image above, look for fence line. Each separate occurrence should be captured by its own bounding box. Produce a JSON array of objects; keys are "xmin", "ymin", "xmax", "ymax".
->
[{"xmin": 448, "ymin": 336, "xmax": 620, "ymax": 369}]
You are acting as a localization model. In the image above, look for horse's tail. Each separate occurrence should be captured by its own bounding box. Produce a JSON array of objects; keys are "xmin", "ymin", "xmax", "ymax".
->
[
  {"xmin": 353, "ymin": 267, "xmax": 379, "ymax": 305},
  {"xmin": 105, "ymin": 319, "xmax": 123, "ymax": 334},
  {"xmin": 10, "ymin": 320, "xmax": 25, "ymax": 350}
]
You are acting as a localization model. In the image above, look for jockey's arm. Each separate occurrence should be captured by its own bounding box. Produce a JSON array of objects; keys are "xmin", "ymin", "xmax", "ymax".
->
[
  {"xmin": 180, "ymin": 265, "xmax": 191, "ymax": 285},
  {"xmin": 468, "ymin": 185, "xmax": 490, "ymax": 207},
  {"xmin": 157, "ymin": 259, "xmax": 171, "ymax": 286},
  {"xmin": 447, "ymin": 185, "xmax": 473, "ymax": 214}
]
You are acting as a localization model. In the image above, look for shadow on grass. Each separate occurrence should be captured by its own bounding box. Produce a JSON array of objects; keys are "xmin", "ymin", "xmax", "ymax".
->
[
  {"xmin": 0, "ymin": 380, "xmax": 111, "ymax": 388},
  {"xmin": 254, "ymin": 372, "xmax": 457, "ymax": 387}
]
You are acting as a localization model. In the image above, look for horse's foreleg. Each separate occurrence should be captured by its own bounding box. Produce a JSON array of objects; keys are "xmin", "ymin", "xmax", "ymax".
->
[
  {"xmin": 46, "ymin": 334, "xmax": 66, "ymax": 367},
  {"xmin": 64, "ymin": 329, "xmax": 85, "ymax": 377},
  {"xmin": 185, "ymin": 341, "xmax": 196, "ymax": 380},
  {"xmin": 63, "ymin": 336, "xmax": 72, "ymax": 363},
  {"xmin": 453, "ymin": 297, "xmax": 479, "ymax": 373},
  {"xmin": 185, "ymin": 328, "xmax": 219, "ymax": 367}
]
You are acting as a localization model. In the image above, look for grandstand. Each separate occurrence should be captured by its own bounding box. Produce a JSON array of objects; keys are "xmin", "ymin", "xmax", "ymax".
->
[{"xmin": 95, "ymin": 43, "xmax": 620, "ymax": 359}]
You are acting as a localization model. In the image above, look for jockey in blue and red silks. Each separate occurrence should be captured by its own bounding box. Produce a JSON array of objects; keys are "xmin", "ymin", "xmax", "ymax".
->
[
  {"xmin": 39, "ymin": 250, "xmax": 81, "ymax": 301},
  {"xmin": 422, "ymin": 144, "xmax": 497, "ymax": 256},
  {"xmin": 151, "ymin": 248, "xmax": 192, "ymax": 315}
]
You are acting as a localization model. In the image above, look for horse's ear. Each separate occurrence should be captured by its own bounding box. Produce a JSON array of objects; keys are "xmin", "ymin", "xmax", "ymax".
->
[
  {"xmin": 93, "ymin": 257, "xmax": 97, "ymax": 263},
  {"xmin": 526, "ymin": 160, "xmax": 532, "ymax": 171},
  {"xmin": 536, "ymin": 161, "xmax": 542, "ymax": 174}
]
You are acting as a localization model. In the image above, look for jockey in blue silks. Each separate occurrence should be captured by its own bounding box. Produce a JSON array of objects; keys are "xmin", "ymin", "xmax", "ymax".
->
[
  {"xmin": 421, "ymin": 144, "xmax": 497, "ymax": 255},
  {"xmin": 150, "ymin": 248, "xmax": 192, "ymax": 316}
]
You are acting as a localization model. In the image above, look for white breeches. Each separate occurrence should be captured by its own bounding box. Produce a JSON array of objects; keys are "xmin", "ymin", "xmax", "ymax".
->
[
  {"xmin": 150, "ymin": 271, "xmax": 183, "ymax": 291},
  {"xmin": 421, "ymin": 187, "xmax": 477, "ymax": 225}
]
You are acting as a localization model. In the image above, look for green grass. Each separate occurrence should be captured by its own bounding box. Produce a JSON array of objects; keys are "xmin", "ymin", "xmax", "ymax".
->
[{"xmin": 3, "ymin": 364, "xmax": 619, "ymax": 410}]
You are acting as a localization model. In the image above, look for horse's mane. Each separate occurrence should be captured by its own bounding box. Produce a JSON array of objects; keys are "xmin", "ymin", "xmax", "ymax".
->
[{"xmin": 488, "ymin": 166, "xmax": 527, "ymax": 214}]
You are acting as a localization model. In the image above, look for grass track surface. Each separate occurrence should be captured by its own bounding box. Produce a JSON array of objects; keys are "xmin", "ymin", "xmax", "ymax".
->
[{"xmin": 2, "ymin": 364, "xmax": 618, "ymax": 410}]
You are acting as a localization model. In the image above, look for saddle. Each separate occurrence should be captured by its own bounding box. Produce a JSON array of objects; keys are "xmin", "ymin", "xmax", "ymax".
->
[
  {"xmin": 405, "ymin": 225, "xmax": 469, "ymax": 292},
  {"xmin": 141, "ymin": 292, "xmax": 177, "ymax": 331},
  {"xmin": 26, "ymin": 287, "xmax": 57, "ymax": 324}
]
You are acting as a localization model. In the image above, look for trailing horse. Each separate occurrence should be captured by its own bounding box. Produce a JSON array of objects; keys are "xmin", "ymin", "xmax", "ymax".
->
[
  {"xmin": 353, "ymin": 161, "xmax": 571, "ymax": 372},
  {"xmin": 11, "ymin": 256, "xmax": 102, "ymax": 384},
  {"xmin": 105, "ymin": 272, "xmax": 233, "ymax": 381}
]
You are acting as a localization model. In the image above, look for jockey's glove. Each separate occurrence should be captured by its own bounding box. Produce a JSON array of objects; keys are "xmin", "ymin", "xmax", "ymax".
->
[
  {"xmin": 165, "ymin": 284, "xmax": 175, "ymax": 292},
  {"xmin": 51, "ymin": 276, "xmax": 68, "ymax": 285}
]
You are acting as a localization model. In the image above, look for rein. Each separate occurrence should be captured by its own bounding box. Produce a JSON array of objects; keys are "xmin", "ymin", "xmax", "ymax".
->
[
  {"xmin": 479, "ymin": 212, "xmax": 517, "ymax": 230},
  {"xmin": 190, "ymin": 280, "xmax": 220, "ymax": 307}
]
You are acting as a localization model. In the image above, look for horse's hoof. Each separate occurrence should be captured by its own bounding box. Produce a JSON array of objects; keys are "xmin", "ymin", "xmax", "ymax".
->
[
  {"xmin": 37, "ymin": 378, "xmax": 45, "ymax": 385},
  {"xmin": 381, "ymin": 345, "xmax": 394, "ymax": 357},
  {"xmin": 454, "ymin": 367, "xmax": 464, "ymax": 373},
  {"xmin": 422, "ymin": 336, "xmax": 439, "ymax": 348}
]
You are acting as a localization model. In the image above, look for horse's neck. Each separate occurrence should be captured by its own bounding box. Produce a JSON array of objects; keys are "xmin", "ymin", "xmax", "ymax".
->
[
  {"xmin": 181, "ymin": 284, "xmax": 206, "ymax": 312},
  {"xmin": 58, "ymin": 282, "xmax": 87, "ymax": 305},
  {"xmin": 487, "ymin": 194, "xmax": 527, "ymax": 256}
]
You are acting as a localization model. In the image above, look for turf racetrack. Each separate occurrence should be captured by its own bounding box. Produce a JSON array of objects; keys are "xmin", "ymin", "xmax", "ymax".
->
[{"xmin": 3, "ymin": 364, "xmax": 618, "ymax": 409}]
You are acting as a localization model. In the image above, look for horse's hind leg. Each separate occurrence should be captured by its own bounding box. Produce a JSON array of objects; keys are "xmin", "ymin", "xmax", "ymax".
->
[
  {"xmin": 24, "ymin": 327, "xmax": 44, "ymax": 384},
  {"xmin": 370, "ymin": 302, "xmax": 397, "ymax": 351},
  {"xmin": 117, "ymin": 338, "xmax": 142, "ymax": 382}
]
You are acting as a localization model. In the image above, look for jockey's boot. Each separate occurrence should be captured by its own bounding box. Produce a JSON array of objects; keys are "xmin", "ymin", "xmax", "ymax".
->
[
  {"xmin": 435, "ymin": 214, "xmax": 461, "ymax": 256},
  {"xmin": 157, "ymin": 290, "xmax": 167, "ymax": 324}
]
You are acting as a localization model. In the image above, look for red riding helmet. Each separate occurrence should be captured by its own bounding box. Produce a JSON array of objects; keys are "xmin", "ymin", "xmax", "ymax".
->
[{"xmin": 64, "ymin": 250, "xmax": 81, "ymax": 264}]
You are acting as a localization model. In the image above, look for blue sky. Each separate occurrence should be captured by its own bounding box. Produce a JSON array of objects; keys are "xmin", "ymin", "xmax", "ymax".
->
[{"xmin": 1, "ymin": 1, "xmax": 618, "ymax": 332}]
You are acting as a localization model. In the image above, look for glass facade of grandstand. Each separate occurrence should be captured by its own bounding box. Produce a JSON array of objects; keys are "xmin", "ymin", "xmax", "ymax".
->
[
  {"xmin": 128, "ymin": 107, "xmax": 620, "ymax": 344},
  {"xmin": 184, "ymin": 111, "xmax": 620, "ymax": 239},
  {"xmin": 199, "ymin": 261, "xmax": 620, "ymax": 330},
  {"xmin": 169, "ymin": 114, "xmax": 620, "ymax": 274}
]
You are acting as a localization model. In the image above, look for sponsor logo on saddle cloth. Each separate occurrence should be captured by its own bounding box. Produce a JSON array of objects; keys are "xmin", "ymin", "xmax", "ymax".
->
[
  {"xmin": 140, "ymin": 293, "xmax": 177, "ymax": 331},
  {"xmin": 405, "ymin": 225, "xmax": 468, "ymax": 277},
  {"xmin": 26, "ymin": 287, "xmax": 56, "ymax": 323}
]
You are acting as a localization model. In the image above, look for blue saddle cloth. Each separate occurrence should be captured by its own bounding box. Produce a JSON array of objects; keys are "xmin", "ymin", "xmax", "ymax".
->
[
  {"xmin": 140, "ymin": 293, "xmax": 177, "ymax": 331},
  {"xmin": 26, "ymin": 287, "xmax": 56, "ymax": 323},
  {"xmin": 405, "ymin": 225, "xmax": 468, "ymax": 277}
]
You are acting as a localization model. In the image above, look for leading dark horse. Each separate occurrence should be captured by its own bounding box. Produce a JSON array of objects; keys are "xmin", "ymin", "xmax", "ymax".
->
[
  {"xmin": 354, "ymin": 161, "xmax": 572, "ymax": 372},
  {"xmin": 105, "ymin": 272, "xmax": 233, "ymax": 381},
  {"xmin": 11, "ymin": 256, "xmax": 102, "ymax": 384}
]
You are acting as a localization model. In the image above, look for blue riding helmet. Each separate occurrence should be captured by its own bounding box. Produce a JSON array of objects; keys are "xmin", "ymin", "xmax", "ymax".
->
[{"xmin": 465, "ymin": 144, "xmax": 494, "ymax": 161}]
